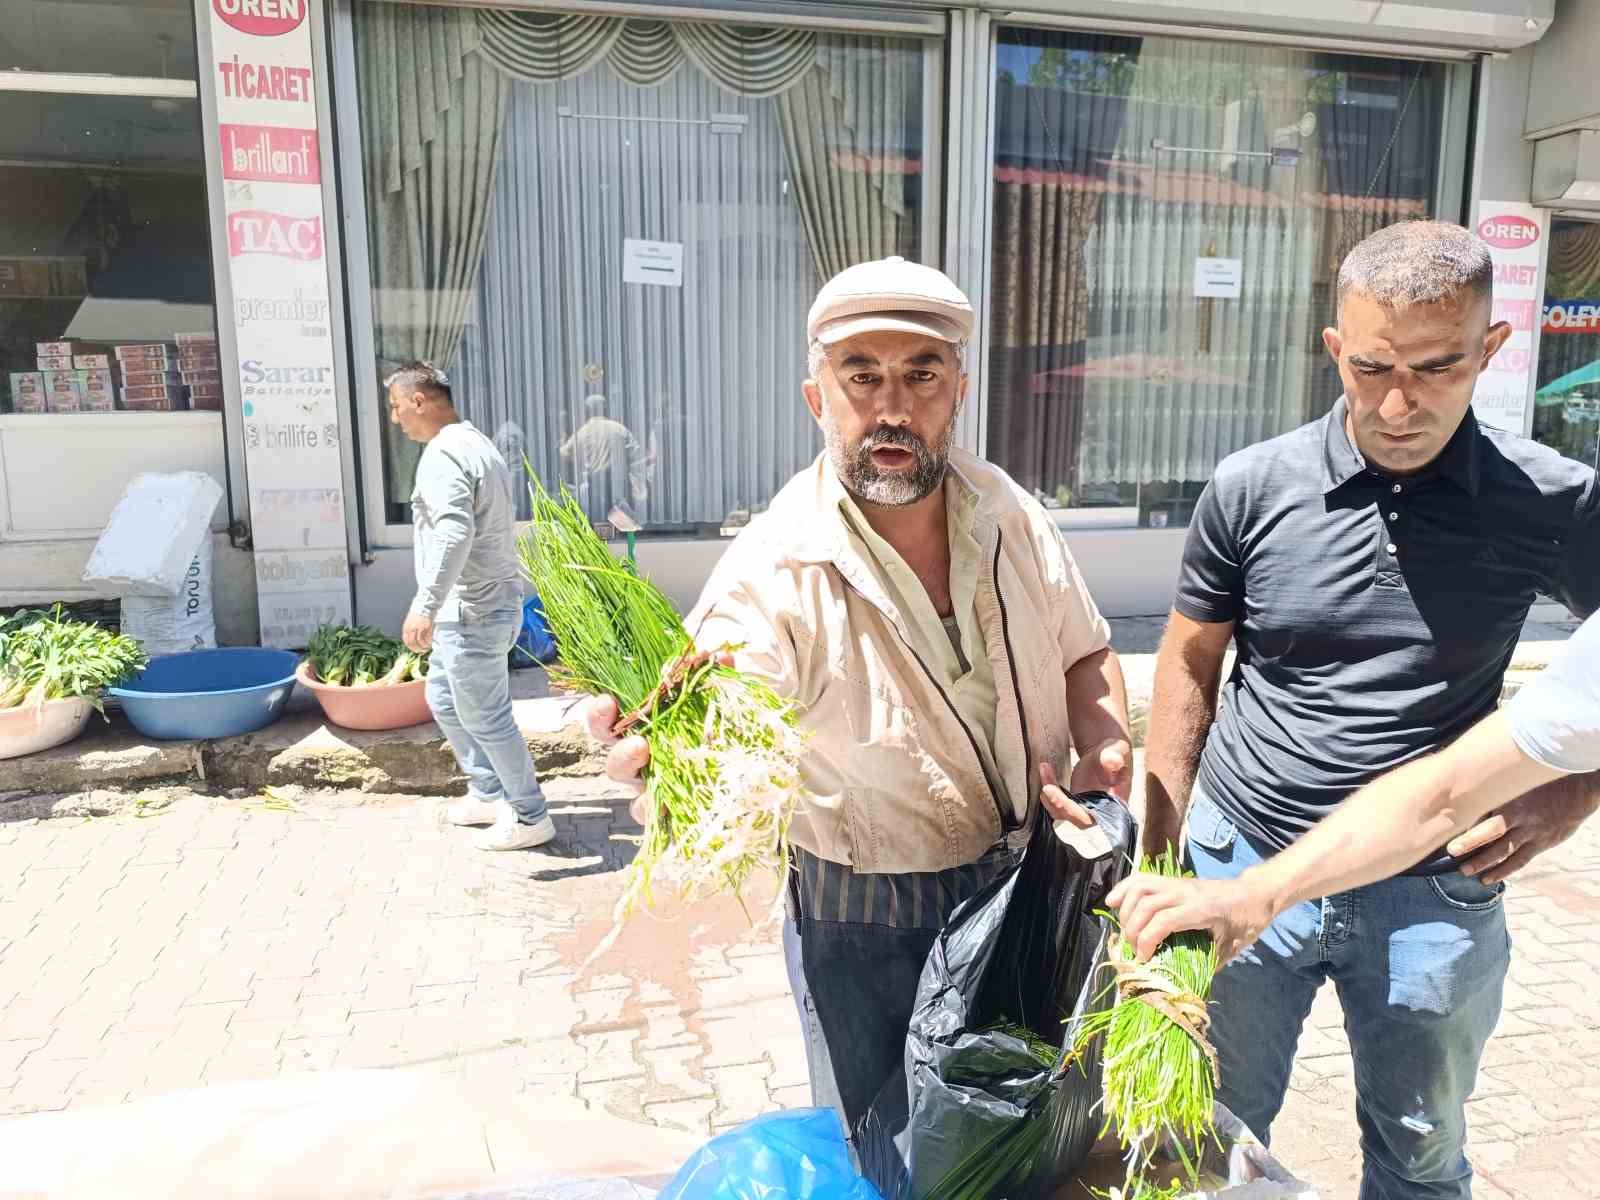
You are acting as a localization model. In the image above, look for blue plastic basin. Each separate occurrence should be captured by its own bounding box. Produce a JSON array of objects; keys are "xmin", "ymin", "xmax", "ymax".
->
[{"xmin": 108, "ymin": 648, "xmax": 299, "ymax": 740}]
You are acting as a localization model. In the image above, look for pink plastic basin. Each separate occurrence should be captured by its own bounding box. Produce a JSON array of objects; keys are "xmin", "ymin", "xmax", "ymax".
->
[
  {"xmin": 295, "ymin": 662, "xmax": 432, "ymax": 731},
  {"xmin": 0, "ymin": 696, "xmax": 94, "ymax": 760}
]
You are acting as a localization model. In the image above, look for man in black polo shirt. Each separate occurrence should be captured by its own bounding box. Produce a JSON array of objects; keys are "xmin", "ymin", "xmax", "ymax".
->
[{"xmin": 1144, "ymin": 220, "xmax": 1600, "ymax": 1200}]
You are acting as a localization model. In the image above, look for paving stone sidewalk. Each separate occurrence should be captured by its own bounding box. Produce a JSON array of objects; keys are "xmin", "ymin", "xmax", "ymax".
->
[{"xmin": 2, "ymin": 781, "xmax": 1599, "ymax": 1198}]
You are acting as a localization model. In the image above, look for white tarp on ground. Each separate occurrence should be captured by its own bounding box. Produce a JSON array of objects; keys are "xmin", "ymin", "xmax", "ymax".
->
[{"xmin": 0, "ymin": 1066, "xmax": 692, "ymax": 1200}]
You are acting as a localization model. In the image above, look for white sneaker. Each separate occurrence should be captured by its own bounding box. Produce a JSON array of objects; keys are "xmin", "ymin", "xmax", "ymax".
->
[
  {"xmin": 444, "ymin": 796, "xmax": 501, "ymax": 827},
  {"xmin": 475, "ymin": 811, "xmax": 557, "ymax": 852}
]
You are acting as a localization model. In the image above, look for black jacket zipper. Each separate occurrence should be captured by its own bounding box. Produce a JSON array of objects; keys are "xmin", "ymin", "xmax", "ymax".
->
[{"xmin": 993, "ymin": 533, "xmax": 1034, "ymax": 832}]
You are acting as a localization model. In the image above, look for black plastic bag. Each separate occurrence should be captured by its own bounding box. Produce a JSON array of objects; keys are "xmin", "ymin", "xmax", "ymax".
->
[{"xmin": 856, "ymin": 792, "xmax": 1136, "ymax": 1200}]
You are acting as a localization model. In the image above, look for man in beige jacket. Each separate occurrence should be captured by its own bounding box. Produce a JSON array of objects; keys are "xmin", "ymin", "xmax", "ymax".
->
[{"xmin": 586, "ymin": 257, "xmax": 1132, "ymax": 1134}]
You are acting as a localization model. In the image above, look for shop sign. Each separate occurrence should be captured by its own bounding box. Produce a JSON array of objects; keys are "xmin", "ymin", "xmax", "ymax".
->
[
  {"xmin": 1477, "ymin": 214, "xmax": 1541, "ymax": 250},
  {"xmin": 250, "ymin": 487, "xmax": 345, "ymax": 548},
  {"xmin": 213, "ymin": 0, "xmax": 306, "ymax": 37},
  {"xmin": 1471, "ymin": 201, "xmax": 1547, "ymax": 437},
  {"xmin": 218, "ymin": 57, "xmax": 313, "ymax": 103},
  {"xmin": 227, "ymin": 211, "xmax": 323, "ymax": 261},
  {"xmin": 207, "ymin": 0, "xmax": 352, "ymax": 642},
  {"xmin": 1541, "ymin": 301, "xmax": 1600, "ymax": 334},
  {"xmin": 235, "ymin": 289, "xmax": 330, "ymax": 338},
  {"xmin": 220, "ymin": 124, "xmax": 320, "ymax": 185}
]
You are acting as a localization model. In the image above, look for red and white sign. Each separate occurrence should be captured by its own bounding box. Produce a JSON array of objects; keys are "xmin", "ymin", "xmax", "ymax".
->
[
  {"xmin": 213, "ymin": 0, "xmax": 305, "ymax": 37},
  {"xmin": 227, "ymin": 211, "xmax": 323, "ymax": 261},
  {"xmin": 1477, "ymin": 213, "xmax": 1542, "ymax": 251},
  {"xmin": 1472, "ymin": 201, "xmax": 1548, "ymax": 437},
  {"xmin": 218, "ymin": 58, "xmax": 313, "ymax": 104},
  {"xmin": 208, "ymin": 0, "xmax": 352, "ymax": 640},
  {"xmin": 221, "ymin": 124, "xmax": 319, "ymax": 184}
]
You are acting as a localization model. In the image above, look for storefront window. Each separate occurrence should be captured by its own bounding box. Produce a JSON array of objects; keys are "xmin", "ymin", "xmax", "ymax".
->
[
  {"xmin": 1534, "ymin": 217, "xmax": 1600, "ymax": 472},
  {"xmin": 0, "ymin": 90, "xmax": 218, "ymax": 417},
  {"xmin": 352, "ymin": 2, "xmax": 928, "ymax": 531},
  {"xmin": 986, "ymin": 29, "xmax": 1449, "ymax": 530},
  {"xmin": 0, "ymin": 0, "xmax": 199, "ymax": 80}
]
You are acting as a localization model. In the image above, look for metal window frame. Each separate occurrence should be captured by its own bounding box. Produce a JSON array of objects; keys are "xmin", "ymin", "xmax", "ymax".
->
[
  {"xmin": 188, "ymin": 2, "xmax": 251, "ymax": 542},
  {"xmin": 1434, "ymin": 59, "xmax": 1477, "ymax": 225},
  {"xmin": 309, "ymin": 0, "xmax": 369, "ymax": 569},
  {"xmin": 986, "ymin": 11, "xmax": 1479, "ymax": 61},
  {"xmin": 0, "ymin": 73, "xmax": 199, "ymax": 97},
  {"xmin": 330, "ymin": 0, "xmax": 951, "ymax": 548},
  {"xmin": 945, "ymin": 7, "xmax": 994, "ymax": 455},
  {"xmin": 374, "ymin": 0, "xmax": 945, "ymax": 34}
]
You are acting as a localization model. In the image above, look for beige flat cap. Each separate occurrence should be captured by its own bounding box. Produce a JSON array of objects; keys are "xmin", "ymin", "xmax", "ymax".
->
[{"xmin": 806, "ymin": 256, "xmax": 974, "ymax": 346}]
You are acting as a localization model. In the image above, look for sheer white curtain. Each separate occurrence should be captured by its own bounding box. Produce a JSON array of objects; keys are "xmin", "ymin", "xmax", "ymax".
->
[
  {"xmin": 448, "ymin": 59, "xmax": 820, "ymax": 528},
  {"xmin": 1075, "ymin": 39, "xmax": 1322, "ymax": 490}
]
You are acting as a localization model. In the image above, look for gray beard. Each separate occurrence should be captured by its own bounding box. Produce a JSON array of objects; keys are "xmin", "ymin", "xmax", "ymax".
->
[{"xmin": 823, "ymin": 413, "xmax": 953, "ymax": 507}]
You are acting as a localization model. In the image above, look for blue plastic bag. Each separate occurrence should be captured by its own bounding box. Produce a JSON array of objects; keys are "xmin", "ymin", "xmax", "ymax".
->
[
  {"xmin": 656, "ymin": 1109, "xmax": 883, "ymax": 1200},
  {"xmin": 513, "ymin": 592, "xmax": 559, "ymax": 667}
]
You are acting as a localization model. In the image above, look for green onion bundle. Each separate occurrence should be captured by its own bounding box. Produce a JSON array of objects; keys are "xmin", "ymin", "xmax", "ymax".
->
[
  {"xmin": 517, "ymin": 475, "xmax": 803, "ymax": 923},
  {"xmin": 0, "ymin": 606, "xmax": 146, "ymax": 714},
  {"xmin": 305, "ymin": 623, "xmax": 428, "ymax": 687},
  {"xmin": 1071, "ymin": 850, "xmax": 1220, "ymax": 1197}
]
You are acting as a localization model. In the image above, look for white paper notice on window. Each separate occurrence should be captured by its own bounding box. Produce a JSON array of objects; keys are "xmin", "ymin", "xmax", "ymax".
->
[
  {"xmin": 623, "ymin": 239, "xmax": 684, "ymax": 287},
  {"xmin": 1193, "ymin": 257, "xmax": 1243, "ymax": 299}
]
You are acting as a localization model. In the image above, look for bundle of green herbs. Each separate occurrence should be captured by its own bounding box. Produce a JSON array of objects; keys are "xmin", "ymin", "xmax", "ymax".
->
[
  {"xmin": 517, "ymin": 475, "xmax": 803, "ymax": 925},
  {"xmin": 0, "ymin": 606, "xmax": 146, "ymax": 713},
  {"xmin": 305, "ymin": 623, "xmax": 428, "ymax": 687},
  {"xmin": 1070, "ymin": 850, "xmax": 1221, "ymax": 1199}
]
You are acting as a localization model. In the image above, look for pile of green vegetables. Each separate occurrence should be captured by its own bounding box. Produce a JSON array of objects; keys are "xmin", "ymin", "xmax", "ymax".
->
[
  {"xmin": 305, "ymin": 623, "xmax": 428, "ymax": 687},
  {"xmin": 0, "ymin": 606, "xmax": 145, "ymax": 713},
  {"xmin": 517, "ymin": 475, "xmax": 803, "ymax": 927},
  {"xmin": 1071, "ymin": 850, "xmax": 1221, "ymax": 1200}
]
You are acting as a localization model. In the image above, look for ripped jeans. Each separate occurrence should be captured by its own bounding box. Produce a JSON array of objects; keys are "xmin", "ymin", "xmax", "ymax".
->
[{"xmin": 1185, "ymin": 786, "xmax": 1510, "ymax": 1200}]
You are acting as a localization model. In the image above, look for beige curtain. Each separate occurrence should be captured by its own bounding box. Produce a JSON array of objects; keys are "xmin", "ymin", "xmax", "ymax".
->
[
  {"xmin": 359, "ymin": 1, "xmax": 510, "ymax": 508},
  {"xmin": 475, "ymin": 12, "xmax": 915, "ymax": 282},
  {"xmin": 474, "ymin": 9, "xmax": 817, "ymax": 95},
  {"xmin": 987, "ymin": 180, "xmax": 1106, "ymax": 499},
  {"xmin": 983, "ymin": 38, "xmax": 1139, "ymax": 501},
  {"xmin": 774, "ymin": 37, "xmax": 920, "ymax": 281}
]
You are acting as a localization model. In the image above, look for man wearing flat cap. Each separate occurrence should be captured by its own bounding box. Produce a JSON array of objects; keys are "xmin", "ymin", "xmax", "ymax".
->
[{"xmin": 585, "ymin": 257, "xmax": 1132, "ymax": 1131}]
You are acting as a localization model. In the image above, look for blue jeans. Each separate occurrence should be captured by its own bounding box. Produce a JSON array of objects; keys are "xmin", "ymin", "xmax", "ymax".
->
[
  {"xmin": 1184, "ymin": 786, "xmax": 1509, "ymax": 1200},
  {"xmin": 426, "ymin": 608, "xmax": 547, "ymax": 824}
]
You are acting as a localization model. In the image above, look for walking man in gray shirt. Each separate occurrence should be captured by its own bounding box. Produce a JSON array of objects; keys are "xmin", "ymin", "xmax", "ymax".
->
[{"xmin": 388, "ymin": 361, "xmax": 554, "ymax": 851}]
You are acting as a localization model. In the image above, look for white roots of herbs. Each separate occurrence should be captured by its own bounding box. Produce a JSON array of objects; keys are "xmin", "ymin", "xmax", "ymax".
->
[{"xmin": 587, "ymin": 673, "xmax": 805, "ymax": 967}]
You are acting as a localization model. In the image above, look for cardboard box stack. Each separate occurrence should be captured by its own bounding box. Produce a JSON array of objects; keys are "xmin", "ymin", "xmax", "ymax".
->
[
  {"xmin": 176, "ymin": 332, "xmax": 220, "ymax": 412},
  {"xmin": 8, "ymin": 341, "xmax": 114, "ymax": 412},
  {"xmin": 9, "ymin": 371, "xmax": 46, "ymax": 413},
  {"xmin": 43, "ymin": 366, "xmax": 85, "ymax": 412},
  {"xmin": 10, "ymin": 334, "xmax": 222, "ymax": 413},
  {"xmin": 115, "ymin": 342, "xmax": 182, "ymax": 411}
]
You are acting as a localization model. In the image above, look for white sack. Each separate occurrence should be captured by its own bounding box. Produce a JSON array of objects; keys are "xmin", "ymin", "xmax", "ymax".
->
[{"xmin": 83, "ymin": 471, "xmax": 224, "ymax": 597}]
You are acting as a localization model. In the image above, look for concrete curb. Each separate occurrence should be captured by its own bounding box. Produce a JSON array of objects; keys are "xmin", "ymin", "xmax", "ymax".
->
[
  {"xmin": 0, "ymin": 640, "xmax": 1561, "ymax": 810},
  {"xmin": 0, "ymin": 694, "xmax": 604, "ymax": 814}
]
